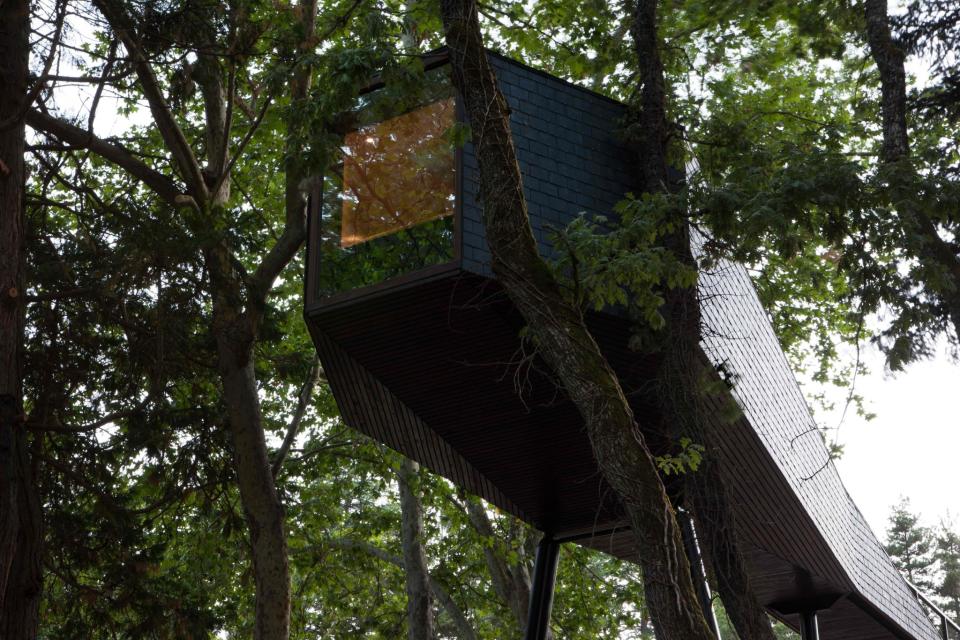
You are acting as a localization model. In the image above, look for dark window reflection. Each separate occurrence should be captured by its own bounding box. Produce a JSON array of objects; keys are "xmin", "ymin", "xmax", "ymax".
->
[{"xmin": 317, "ymin": 69, "xmax": 457, "ymax": 298}]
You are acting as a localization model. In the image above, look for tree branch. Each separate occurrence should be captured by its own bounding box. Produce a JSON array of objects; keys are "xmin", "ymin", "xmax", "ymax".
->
[
  {"xmin": 90, "ymin": 0, "xmax": 209, "ymax": 204},
  {"xmin": 271, "ymin": 356, "xmax": 322, "ymax": 477},
  {"xmin": 25, "ymin": 108, "xmax": 191, "ymax": 208}
]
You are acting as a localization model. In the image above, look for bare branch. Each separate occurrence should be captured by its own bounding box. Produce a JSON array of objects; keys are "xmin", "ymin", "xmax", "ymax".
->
[
  {"xmin": 271, "ymin": 356, "xmax": 323, "ymax": 476},
  {"xmin": 0, "ymin": 0, "xmax": 67, "ymax": 131},
  {"xmin": 91, "ymin": 0, "xmax": 209, "ymax": 203},
  {"xmin": 25, "ymin": 108, "xmax": 192, "ymax": 209}
]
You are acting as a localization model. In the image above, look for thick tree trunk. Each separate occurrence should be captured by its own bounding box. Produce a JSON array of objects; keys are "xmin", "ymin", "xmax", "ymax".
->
[
  {"xmin": 439, "ymin": 2, "xmax": 714, "ymax": 638},
  {"xmin": 864, "ymin": 0, "xmax": 960, "ymax": 339},
  {"xmin": 397, "ymin": 459, "xmax": 435, "ymax": 640},
  {"xmin": 0, "ymin": 0, "xmax": 44, "ymax": 637},
  {"xmin": 0, "ymin": 436, "xmax": 42, "ymax": 640},
  {"xmin": 629, "ymin": 2, "xmax": 776, "ymax": 637}
]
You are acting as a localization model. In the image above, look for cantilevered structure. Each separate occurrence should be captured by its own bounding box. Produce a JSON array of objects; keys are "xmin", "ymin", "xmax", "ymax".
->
[{"xmin": 304, "ymin": 49, "xmax": 954, "ymax": 640}]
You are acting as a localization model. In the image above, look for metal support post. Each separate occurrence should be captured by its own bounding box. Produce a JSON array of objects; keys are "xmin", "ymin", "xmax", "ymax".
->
[
  {"xmin": 678, "ymin": 509, "xmax": 721, "ymax": 639},
  {"xmin": 799, "ymin": 611, "xmax": 819, "ymax": 640},
  {"xmin": 524, "ymin": 536, "xmax": 560, "ymax": 640}
]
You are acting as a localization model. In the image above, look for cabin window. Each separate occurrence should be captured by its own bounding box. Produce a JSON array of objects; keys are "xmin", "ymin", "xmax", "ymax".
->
[{"xmin": 316, "ymin": 68, "xmax": 458, "ymax": 298}]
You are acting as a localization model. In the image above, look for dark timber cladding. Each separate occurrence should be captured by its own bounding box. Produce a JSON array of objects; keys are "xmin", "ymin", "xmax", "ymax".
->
[{"xmin": 304, "ymin": 49, "xmax": 943, "ymax": 640}]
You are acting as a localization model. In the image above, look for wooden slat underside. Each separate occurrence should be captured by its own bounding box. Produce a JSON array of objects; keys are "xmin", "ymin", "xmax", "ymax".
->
[{"xmin": 305, "ymin": 270, "xmax": 938, "ymax": 640}]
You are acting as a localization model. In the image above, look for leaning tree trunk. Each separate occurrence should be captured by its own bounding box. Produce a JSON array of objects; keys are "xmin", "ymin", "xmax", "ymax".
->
[
  {"xmin": 629, "ymin": 1, "xmax": 776, "ymax": 638},
  {"xmin": 0, "ymin": 0, "xmax": 44, "ymax": 636},
  {"xmin": 397, "ymin": 459, "xmax": 435, "ymax": 640},
  {"xmin": 439, "ymin": 2, "xmax": 714, "ymax": 638}
]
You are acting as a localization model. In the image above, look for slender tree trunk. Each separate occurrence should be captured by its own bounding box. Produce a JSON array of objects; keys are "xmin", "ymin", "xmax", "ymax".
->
[
  {"xmin": 462, "ymin": 497, "xmax": 551, "ymax": 639},
  {"xmin": 202, "ymin": 1, "xmax": 320, "ymax": 636},
  {"xmin": 439, "ymin": 2, "xmax": 714, "ymax": 638},
  {"xmin": 864, "ymin": 0, "xmax": 910, "ymax": 163},
  {"xmin": 397, "ymin": 459, "xmax": 435, "ymax": 640},
  {"xmin": 864, "ymin": 0, "xmax": 960, "ymax": 338},
  {"xmin": 628, "ymin": 2, "xmax": 776, "ymax": 637},
  {"xmin": 217, "ymin": 335, "xmax": 291, "ymax": 640},
  {"xmin": 0, "ymin": 0, "xmax": 44, "ymax": 636}
]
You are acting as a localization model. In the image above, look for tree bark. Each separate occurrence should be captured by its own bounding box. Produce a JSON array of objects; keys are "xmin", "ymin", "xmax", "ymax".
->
[
  {"xmin": 397, "ymin": 458, "xmax": 435, "ymax": 640},
  {"xmin": 864, "ymin": 0, "xmax": 910, "ymax": 163},
  {"xmin": 864, "ymin": 0, "xmax": 960, "ymax": 340},
  {"xmin": 462, "ymin": 497, "xmax": 550, "ymax": 638},
  {"xmin": 629, "ymin": 2, "xmax": 776, "ymax": 638},
  {"xmin": 0, "ymin": 0, "xmax": 44, "ymax": 636},
  {"xmin": 439, "ymin": 2, "xmax": 714, "ymax": 638}
]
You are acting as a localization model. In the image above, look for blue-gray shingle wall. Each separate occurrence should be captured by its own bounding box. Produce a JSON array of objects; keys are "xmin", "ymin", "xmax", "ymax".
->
[
  {"xmin": 696, "ymin": 238, "xmax": 940, "ymax": 640},
  {"xmin": 460, "ymin": 54, "xmax": 638, "ymax": 275}
]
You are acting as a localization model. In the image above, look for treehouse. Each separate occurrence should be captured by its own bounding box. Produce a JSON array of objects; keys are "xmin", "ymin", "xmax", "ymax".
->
[{"xmin": 303, "ymin": 49, "xmax": 951, "ymax": 640}]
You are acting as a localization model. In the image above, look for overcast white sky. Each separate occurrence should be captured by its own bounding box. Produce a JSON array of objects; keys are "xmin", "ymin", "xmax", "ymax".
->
[{"xmin": 823, "ymin": 342, "xmax": 960, "ymax": 539}]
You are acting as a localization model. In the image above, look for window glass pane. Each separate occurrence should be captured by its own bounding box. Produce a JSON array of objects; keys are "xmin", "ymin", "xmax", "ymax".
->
[
  {"xmin": 341, "ymin": 97, "xmax": 456, "ymax": 247},
  {"xmin": 315, "ymin": 68, "xmax": 457, "ymax": 299}
]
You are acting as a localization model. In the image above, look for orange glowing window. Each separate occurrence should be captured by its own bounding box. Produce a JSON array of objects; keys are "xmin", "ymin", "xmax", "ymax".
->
[{"xmin": 340, "ymin": 98, "xmax": 457, "ymax": 248}]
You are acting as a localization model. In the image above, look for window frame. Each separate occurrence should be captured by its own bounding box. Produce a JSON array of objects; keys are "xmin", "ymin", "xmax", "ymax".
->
[{"xmin": 305, "ymin": 52, "xmax": 464, "ymax": 312}]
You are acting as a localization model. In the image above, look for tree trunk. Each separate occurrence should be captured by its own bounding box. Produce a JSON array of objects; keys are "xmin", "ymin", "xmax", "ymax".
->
[
  {"xmin": 0, "ymin": 436, "xmax": 42, "ymax": 640},
  {"xmin": 462, "ymin": 497, "xmax": 552, "ymax": 639},
  {"xmin": 439, "ymin": 2, "xmax": 714, "ymax": 638},
  {"xmin": 0, "ymin": 0, "xmax": 44, "ymax": 636},
  {"xmin": 864, "ymin": 0, "xmax": 910, "ymax": 163},
  {"xmin": 202, "ymin": 0, "xmax": 320, "ymax": 636},
  {"xmin": 628, "ymin": 1, "xmax": 776, "ymax": 637},
  {"xmin": 864, "ymin": 0, "xmax": 960, "ymax": 338},
  {"xmin": 397, "ymin": 458, "xmax": 435, "ymax": 640},
  {"xmin": 218, "ymin": 335, "xmax": 291, "ymax": 640}
]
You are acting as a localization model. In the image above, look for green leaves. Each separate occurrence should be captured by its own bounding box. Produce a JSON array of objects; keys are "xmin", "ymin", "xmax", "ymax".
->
[
  {"xmin": 654, "ymin": 437, "xmax": 706, "ymax": 476},
  {"xmin": 551, "ymin": 192, "xmax": 697, "ymax": 334}
]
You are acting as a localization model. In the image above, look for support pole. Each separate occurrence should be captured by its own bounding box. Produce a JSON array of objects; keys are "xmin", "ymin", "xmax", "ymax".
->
[
  {"xmin": 525, "ymin": 536, "xmax": 560, "ymax": 640},
  {"xmin": 678, "ymin": 509, "xmax": 721, "ymax": 638},
  {"xmin": 799, "ymin": 611, "xmax": 819, "ymax": 640}
]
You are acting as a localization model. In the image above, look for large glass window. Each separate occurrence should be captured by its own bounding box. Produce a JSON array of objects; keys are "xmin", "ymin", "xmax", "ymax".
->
[{"xmin": 316, "ymin": 68, "xmax": 457, "ymax": 298}]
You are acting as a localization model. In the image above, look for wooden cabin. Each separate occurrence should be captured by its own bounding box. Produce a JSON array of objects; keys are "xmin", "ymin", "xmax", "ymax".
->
[{"xmin": 304, "ymin": 49, "xmax": 948, "ymax": 640}]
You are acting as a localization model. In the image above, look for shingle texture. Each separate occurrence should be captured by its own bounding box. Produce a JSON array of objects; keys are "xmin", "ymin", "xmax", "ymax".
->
[
  {"xmin": 696, "ymin": 246, "xmax": 940, "ymax": 640},
  {"xmin": 460, "ymin": 54, "xmax": 637, "ymax": 275}
]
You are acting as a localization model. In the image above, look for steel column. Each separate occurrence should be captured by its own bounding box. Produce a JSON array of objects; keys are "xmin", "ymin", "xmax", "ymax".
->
[
  {"xmin": 800, "ymin": 611, "xmax": 819, "ymax": 640},
  {"xmin": 678, "ymin": 509, "xmax": 721, "ymax": 638},
  {"xmin": 524, "ymin": 536, "xmax": 560, "ymax": 640}
]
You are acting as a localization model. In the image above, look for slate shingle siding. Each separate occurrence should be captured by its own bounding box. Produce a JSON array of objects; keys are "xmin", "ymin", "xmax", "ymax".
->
[
  {"xmin": 457, "ymin": 51, "xmax": 939, "ymax": 640},
  {"xmin": 459, "ymin": 53, "xmax": 637, "ymax": 276},
  {"xmin": 696, "ymin": 238, "xmax": 940, "ymax": 640}
]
